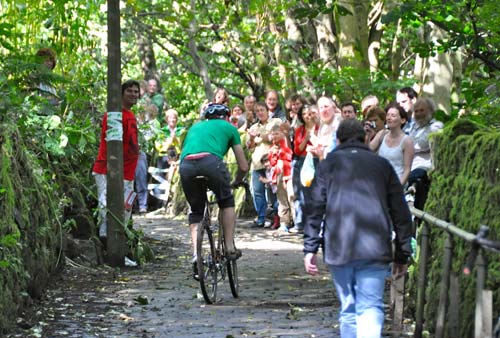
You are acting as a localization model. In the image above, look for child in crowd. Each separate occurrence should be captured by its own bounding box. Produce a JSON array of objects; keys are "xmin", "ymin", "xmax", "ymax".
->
[
  {"xmin": 258, "ymin": 154, "xmax": 279, "ymax": 228},
  {"xmin": 258, "ymin": 154, "xmax": 277, "ymax": 193},
  {"xmin": 230, "ymin": 104, "xmax": 245, "ymax": 128},
  {"xmin": 268, "ymin": 124, "xmax": 293, "ymax": 232}
]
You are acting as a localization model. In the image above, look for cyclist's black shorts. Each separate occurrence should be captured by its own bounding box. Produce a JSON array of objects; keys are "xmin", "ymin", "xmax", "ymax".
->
[{"xmin": 179, "ymin": 154, "xmax": 234, "ymax": 224}]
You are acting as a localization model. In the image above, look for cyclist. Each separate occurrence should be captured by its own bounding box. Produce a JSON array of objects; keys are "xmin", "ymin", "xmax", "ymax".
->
[{"xmin": 179, "ymin": 103, "xmax": 249, "ymax": 279}]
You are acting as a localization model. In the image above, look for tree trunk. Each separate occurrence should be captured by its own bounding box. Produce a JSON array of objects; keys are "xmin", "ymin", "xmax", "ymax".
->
[
  {"xmin": 314, "ymin": 12, "xmax": 337, "ymax": 69},
  {"xmin": 136, "ymin": 27, "xmax": 159, "ymax": 85},
  {"xmin": 336, "ymin": 0, "xmax": 369, "ymax": 70},
  {"xmin": 451, "ymin": 47, "xmax": 464, "ymax": 115},
  {"xmin": 106, "ymin": 0, "xmax": 126, "ymax": 267},
  {"xmin": 269, "ymin": 21, "xmax": 290, "ymax": 94},
  {"xmin": 367, "ymin": 1, "xmax": 384, "ymax": 73},
  {"xmin": 414, "ymin": 22, "xmax": 453, "ymax": 114},
  {"xmin": 284, "ymin": 11, "xmax": 315, "ymax": 97},
  {"xmin": 390, "ymin": 18, "xmax": 404, "ymax": 80},
  {"xmin": 187, "ymin": 0, "xmax": 213, "ymax": 100}
]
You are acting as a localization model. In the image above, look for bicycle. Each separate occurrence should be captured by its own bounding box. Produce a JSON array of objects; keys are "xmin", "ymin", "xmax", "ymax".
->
[{"xmin": 195, "ymin": 177, "xmax": 250, "ymax": 304}]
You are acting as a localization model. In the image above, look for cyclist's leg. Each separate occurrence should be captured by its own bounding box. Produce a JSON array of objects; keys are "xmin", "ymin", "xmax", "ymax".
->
[
  {"xmin": 204, "ymin": 156, "xmax": 240, "ymax": 258},
  {"xmin": 179, "ymin": 160, "xmax": 206, "ymax": 257},
  {"xmin": 220, "ymin": 207, "xmax": 236, "ymax": 252}
]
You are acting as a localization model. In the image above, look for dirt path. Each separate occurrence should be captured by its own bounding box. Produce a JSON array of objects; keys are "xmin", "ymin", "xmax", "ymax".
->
[{"xmin": 9, "ymin": 216, "xmax": 340, "ymax": 338}]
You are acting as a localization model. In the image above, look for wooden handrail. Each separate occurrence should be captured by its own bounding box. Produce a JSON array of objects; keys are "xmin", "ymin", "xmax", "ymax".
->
[{"xmin": 404, "ymin": 206, "xmax": 500, "ymax": 338}]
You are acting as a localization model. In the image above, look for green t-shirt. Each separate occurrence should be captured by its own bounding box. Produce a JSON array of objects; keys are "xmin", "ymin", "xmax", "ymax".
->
[{"xmin": 180, "ymin": 119, "xmax": 241, "ymax": 161}]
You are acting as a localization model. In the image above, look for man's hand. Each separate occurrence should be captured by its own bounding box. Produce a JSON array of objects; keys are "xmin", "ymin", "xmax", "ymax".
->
[
  {"xmin": 304, "ymin": 253, "xmax": 319, "ymax": 275},
  {"xmin": 392, "ymin": 263, "xmax": 408, "ymax": 279},
  {"xmin": 230, "ymin": 180, "xmax": 243, "ymax": 189}
]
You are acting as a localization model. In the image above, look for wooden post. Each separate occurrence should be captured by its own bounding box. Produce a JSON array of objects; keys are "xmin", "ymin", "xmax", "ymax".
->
[
  {"xmin": 435, "ymin": 232, "xmax": 453, "ymax": 338},
  {"xmin": 481, "ymin": 290, "xmax": 493, "ymax": 338},
  {"xmin": 448, "ymin": 272, "xmax": 460, "ymax": 338},
  {"xmin": 415, "ymin": 222, "xmax": 430, "ymax": 338},
  {"xmin": 475, "ymin": 251, "xmax": 491, "ymax": 338},
  {"xmin": 106, "ymin": 0, "xmax": 126, "ymax": 266},
  {"xmin": 391, "ymin": 273, "xmax": 405, "ymax": 336}
]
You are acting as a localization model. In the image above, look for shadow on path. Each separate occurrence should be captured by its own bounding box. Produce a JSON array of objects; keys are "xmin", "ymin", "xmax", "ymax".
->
[{"xmin": 8, "ymin": 216, "xmax": 340, "ymax": 338}]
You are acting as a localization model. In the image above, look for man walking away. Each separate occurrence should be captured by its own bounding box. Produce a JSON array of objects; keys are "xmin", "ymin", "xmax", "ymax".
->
[{"xmin": 303, "ymin": 119, "xmax": 413, "ymax": 338}]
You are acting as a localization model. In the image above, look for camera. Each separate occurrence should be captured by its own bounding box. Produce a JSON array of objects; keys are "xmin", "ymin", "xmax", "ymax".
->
[{"xmin": 364, "ymin": 121, "xmax": 377, "ymax": 129}]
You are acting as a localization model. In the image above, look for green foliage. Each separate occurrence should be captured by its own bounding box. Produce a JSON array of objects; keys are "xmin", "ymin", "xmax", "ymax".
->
[
  {"xmin": 384, "ymin": 0, "xmax": 500, "ymax": 125},
  {"xmin": 0, "ymin": 0, "xmax": 499, "ymax": 332},
  {"xmin": 408, "ymin": 119, "xmax": 500, "ymax": 337},
  {"xmin": 0, "ymin": 122, "xmax": 60, "ymax": 333}
]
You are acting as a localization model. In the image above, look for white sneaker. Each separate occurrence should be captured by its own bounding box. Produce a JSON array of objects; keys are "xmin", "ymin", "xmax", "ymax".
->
[
  {"xmin": 263, "ymin": 220, "xmax": 272, "ymax": 228},
  {"xmin": 124, "ymin": 256, "xmax": 137, "ymax": 267}
]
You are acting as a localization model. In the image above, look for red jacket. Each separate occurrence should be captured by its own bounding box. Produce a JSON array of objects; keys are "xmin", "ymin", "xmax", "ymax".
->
[
  {"xmin": 293, "ymin": 124, "xmax": 319, "ymax": 157},
  {"xmin": 92, "ymin": 109, "xmax": 139, "ymax": 181},
  {"xmin": 268, "ymin": 138, "xmax": 292, "ymax": 183}
]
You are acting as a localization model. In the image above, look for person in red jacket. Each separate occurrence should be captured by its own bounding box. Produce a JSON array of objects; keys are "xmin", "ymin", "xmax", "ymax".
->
[
  {"xmin": 291, "ymin": 105, "xmax": 320, "ymax": 233},
  {"xmin": 267, "ymin": 124, "xmax": 293, "ymax": 232},
  {"xmin": 93, "ymin": 80, "xmax": 140, "ymax": 240}
]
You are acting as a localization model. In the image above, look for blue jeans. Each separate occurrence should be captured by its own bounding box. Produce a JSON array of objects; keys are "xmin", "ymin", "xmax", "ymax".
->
[
  {"xmin": 251, "ymin": 169, "xmax": 267, "ymax": 223},
  {"xmin": 292, "ymin": 156, "xmax": 318, "ymax": 228},
  {"xmin": 329, "ymin": 260, "xmax": 389, "ymax": 338},
  {"xmin": 292, "ymin": 157, "xmax": 303, "ymax": 226}
]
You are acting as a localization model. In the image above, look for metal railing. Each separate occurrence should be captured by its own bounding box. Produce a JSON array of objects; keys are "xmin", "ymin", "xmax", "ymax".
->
[{"xmin": 392, "ymin": 206, "xmax": 500, "ymax": 338}]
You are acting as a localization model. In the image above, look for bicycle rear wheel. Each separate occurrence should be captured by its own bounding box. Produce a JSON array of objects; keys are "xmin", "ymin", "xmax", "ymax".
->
[{"xmin": 197, "ymin": 219, "xmax": 218, "ymax": 304}]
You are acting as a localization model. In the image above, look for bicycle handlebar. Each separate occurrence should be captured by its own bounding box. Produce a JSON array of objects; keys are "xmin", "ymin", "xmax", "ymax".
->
[{"xmin": 231, "ymin": 180, "xmax": 251, "ymax": 203}]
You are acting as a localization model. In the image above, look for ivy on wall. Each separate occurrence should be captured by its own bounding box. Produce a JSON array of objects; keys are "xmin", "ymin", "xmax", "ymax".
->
[
  {"xmin": 0, "ymin": 124, "xmax": 61, "ymax": 333},
  {"xmin": 408, "ymin": 119, "xmax": 500, "ymax": 337}
]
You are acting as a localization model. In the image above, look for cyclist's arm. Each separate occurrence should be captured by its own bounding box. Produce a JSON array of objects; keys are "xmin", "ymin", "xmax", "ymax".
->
[{"xmin": 231, "ymin": 144, "xmax": 249, "ymax": 183}]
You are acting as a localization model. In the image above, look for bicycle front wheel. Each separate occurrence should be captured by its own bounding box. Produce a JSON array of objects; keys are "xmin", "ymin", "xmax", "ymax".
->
[
  {"xmin": 227, "ymin": 258, "xmax": 239, "ymax": 298},
  {"xmin": 197, "ymin": 220, "xmax": 218, "ymax": 304},
  {"xmin": 224, "ymin": 237, "xmax": 239, "ymax": 298}
]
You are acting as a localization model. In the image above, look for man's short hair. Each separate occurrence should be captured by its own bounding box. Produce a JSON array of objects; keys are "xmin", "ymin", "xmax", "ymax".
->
[
  {"xmin": 340, "ymin": 102, "xmax": 357, "ymax": 112},
  {"xmin": 336, "ymin": 119, "xmax": 365, "ymax": 143},
  {"xmin": 122, "ymin": 80, "xmax": 140, "ymax": 95},
  {"xmin": 397, "ymin": 87, "xmax": 418, "ymax": 99}
]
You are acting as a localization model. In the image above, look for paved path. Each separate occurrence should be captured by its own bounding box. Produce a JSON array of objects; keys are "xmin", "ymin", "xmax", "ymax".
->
[
  {"xmin": 125, "ymin": 217, "xmax": 339, "ymax": 338},
  {"xmin": 10, "ymin": 215, "xmax": 340, "ymax": 338}
]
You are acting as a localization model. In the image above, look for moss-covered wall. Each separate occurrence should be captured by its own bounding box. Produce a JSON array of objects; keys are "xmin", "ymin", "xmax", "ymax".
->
[
  {"xmin": 0, "ymin": 124, "xmax": 60, "ymax": 333},
  {"xmin": 409, "ymin": 119, "xmax": 500, "ymax": 337}
]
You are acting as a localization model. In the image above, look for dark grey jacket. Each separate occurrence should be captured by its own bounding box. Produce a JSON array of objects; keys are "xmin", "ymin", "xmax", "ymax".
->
[{"xmin": 303, "ymin": 140, "xmax": 413, "ymax": 265}]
